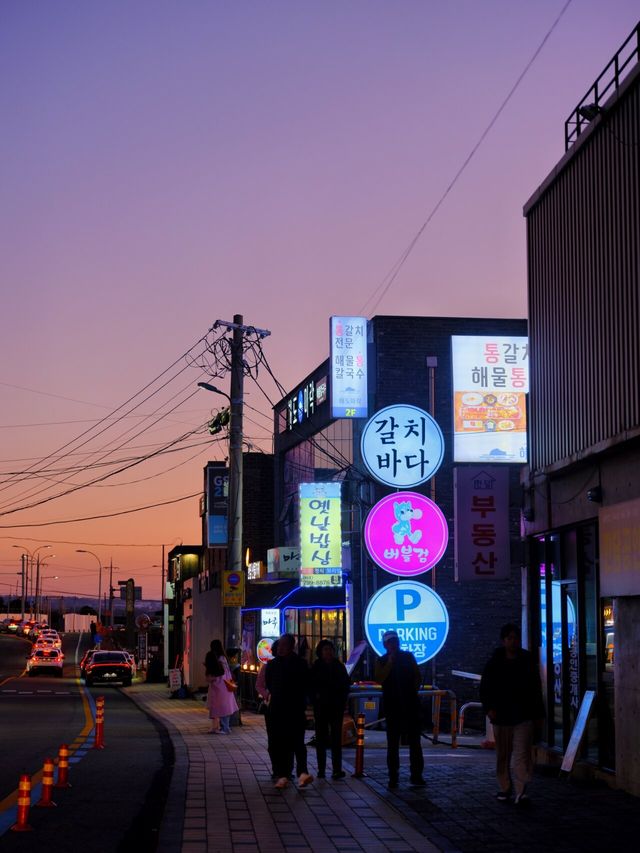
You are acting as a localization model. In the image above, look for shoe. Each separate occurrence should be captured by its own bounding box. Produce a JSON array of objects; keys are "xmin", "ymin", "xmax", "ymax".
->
[
  {"xmin": 317, "ymin": 771, "xmax": 326, "ymax": 779},
  {"xmin": 496, "ymin": 790, "xmax": 512, "ymax": 802},
  {"xmin": 410, "ymin": 777, "xmax": 426, "ymax": 787},
  {"xmin": 274, "ymin": 777, "xmax": 289, "ymax": 789},
  {"xmin": 331, "ymin": 770, "xmax": 346, "ymax": 780},
  {"xmin": 388, "ymin": 778, "xmax": 399, "ymax": 790},
  {"xmin": 514, "ymin": 793, "xmax": 531, "ymax": 807},
  {"xmin": 298, "ymin": 773, "xmax": 314, "ymax": 788}
]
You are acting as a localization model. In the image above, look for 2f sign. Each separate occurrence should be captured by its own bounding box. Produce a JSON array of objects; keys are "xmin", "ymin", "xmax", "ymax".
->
[{"xmin": 364, "ymin": 581, "xmax": 449, "ymax": 665}]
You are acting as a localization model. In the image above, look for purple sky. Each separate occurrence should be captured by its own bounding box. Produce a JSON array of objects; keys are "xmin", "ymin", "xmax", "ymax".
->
[{"xmin": 1, "ymin": 1, "xmax": 637, "ymax": 599}]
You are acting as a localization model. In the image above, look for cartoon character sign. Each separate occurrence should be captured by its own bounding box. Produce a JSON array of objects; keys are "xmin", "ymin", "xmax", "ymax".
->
[{"xmin": 364, "ymin": 491, "xmax": 448, "ymax": 577}]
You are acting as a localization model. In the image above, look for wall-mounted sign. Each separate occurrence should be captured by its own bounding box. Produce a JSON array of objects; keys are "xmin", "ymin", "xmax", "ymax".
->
[
  {"xmin": 299, "ymin": 482, "xmax": 343, "ymax": 587},
  {"xmin": 206, "ymin": 464, "xmax": 229, "ymax": 546},
  {"xmin": 267, "ymin": 547, "xmax": 301, "ymax": 577},
  {"xmin": 364, "ymin": 491, "xmax": 448, "ymax": 576},
  {"xmin": 247, "ymin": 561, "xmax": 264, "ymax": 581},
  {"xmin": 283, "ymin": 377, "xmax": 328, "ymax": 433},
  {"xmin": 222, "ymin": 569, "xmax": 245, "ymax": 607},
  {"xmin": 361, "ymin": 404, "xmax": 445, "ymax": 488},
  {"xmin": 451, "ymin": 335, "xmax": 528, "ymax": 463},
  {"xmin": 257, "ymin": 638, "xmax": 276, "ymax": 664},
  {"xmin": 260, "ymin": 609, "xmax": 280, "ymax": 637},
  {"xmin": 454, "ymin": 467, "xmax": 510, "ymax": 581},
  {"xmin": 364, "ymin": 581, "xmax": 449, "ymax": 665},
  {"xmin": 330, "ymin": 316, "xmax": 368, "ymax": 419}
]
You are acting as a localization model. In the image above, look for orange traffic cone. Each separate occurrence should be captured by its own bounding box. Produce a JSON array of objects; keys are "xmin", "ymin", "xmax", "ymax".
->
[
  {"xmin": 36, "ymin": 757, "xmax": 57, "ymax": 807},
  {"xmin": 55, "ymin": 744, "xmax": 71, "ymax": 789},
  {"xmin": 10, "ymin": 774, "xmax": 33, "ymax": 831},
  {"xmin": 93, "ymin": 695, "xmax": 105, "ymax": 749}
]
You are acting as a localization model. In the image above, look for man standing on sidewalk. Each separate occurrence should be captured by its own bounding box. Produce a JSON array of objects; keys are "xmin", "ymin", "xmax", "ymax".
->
[
  {"xmin": 480, "ymin": 623, "xmax": 544, "ymax": 806},
  {"xmin": 265, "ymin": 633, "xmax": 314, "ymax": 790},
  {"xmin": 374, "ymin": 629, "xmax": 425, "ymax": 789}
]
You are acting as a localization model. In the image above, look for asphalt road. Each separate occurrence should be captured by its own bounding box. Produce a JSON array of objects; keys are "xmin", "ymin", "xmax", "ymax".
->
[{"xmin": 0, "ymin": 632, "xmax": 172, "ymax": 852}]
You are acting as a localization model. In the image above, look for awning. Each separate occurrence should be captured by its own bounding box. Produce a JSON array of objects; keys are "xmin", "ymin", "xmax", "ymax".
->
[{"xmin": 242, "ymin": 581, "xmax": 346, "ymax": 611}]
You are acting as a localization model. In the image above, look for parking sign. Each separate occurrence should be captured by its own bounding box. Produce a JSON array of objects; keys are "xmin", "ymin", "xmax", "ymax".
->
[{"xmin": 364, "ymin": 581, "xmax": 449, "ymax": 665}]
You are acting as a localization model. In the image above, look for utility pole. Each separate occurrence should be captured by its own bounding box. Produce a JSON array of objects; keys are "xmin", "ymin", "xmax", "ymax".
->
[
  {"xmin": 20, "ymin": 554, "xmax": 25, "ymax": 621},
  {"xmin": 35, "ymin": 554, "xmax": 41, "ymax": 621},
  {"xmin": 210, "ymin": 315, "xmax": 270, "ymax": 654},
  {"xmin": 108, "ymin": 558, "xmax": 114, "ymax": 627}
]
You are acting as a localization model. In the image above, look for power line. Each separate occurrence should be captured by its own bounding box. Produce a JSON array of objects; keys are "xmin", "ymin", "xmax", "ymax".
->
[{"xmin": 359, "ymin": 0, "xmax": 574, "ymax": 316}]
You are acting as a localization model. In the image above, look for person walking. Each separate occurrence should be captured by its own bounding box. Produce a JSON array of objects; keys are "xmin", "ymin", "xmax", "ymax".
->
[
  {"xmin": 255, "ymin": 639, "xmax": 279, "ymax": 778},
  {"xmin": 374, "ymin": 629, "xmax": 425, "ymax": 789},
  {"xmin": 480, "ymin": 623, "xmax": 544, "ymax": 806},
  {"xmin": 310, "ymin": 640, "xmax": 350, "ymax": 779},
  {"xmin": 205, "ymin": 639, "xmax": 238, "ymax": 734},
  {"xmin": 265, "ymin": 633, "xmax": 313, "ymax": 789}
]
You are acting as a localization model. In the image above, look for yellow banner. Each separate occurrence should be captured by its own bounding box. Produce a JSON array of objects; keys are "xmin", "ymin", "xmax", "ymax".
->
[{"xmin": 299, "ymin": 482, "xmax": 342, "ymax": 588}]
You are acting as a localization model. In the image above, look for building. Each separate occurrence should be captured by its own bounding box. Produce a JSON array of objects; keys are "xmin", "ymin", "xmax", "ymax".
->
[
  {"xmin": 522, "ymin": 23, "xmax": 640, "ymax": 794},
  {"xmin": 272, "ymin": 314, "xmax": 527, "ymax": 710}
]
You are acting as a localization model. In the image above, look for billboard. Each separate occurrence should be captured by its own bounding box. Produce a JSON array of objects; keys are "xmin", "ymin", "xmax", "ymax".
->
[
  {"xmin": 330, "ymin": 316, "xmax": 368, "ymax": 419},
  {"xmin": 206, "ymin": 464, "xmax": 228, "ymax": 546},
  {"xmin": 451, "ymin": 335, "xmax": 528, "ymax": 463},
  {"xmin": 299, "ymin": 482, "xmax": 343, "ymax": 587}
]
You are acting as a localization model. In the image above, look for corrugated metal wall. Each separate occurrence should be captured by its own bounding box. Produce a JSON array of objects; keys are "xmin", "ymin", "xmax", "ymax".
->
[{"xmin": 526, "ymin": 71, "xmax": 640, "ymax": 472}]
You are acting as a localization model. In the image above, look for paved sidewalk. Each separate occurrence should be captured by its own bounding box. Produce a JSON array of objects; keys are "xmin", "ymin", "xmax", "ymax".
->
[
  {"xmin": 127, "ymin": 684, "xmax": 438, "ymax": 853},
  {"xmin": 128, "ymin": 684, "xmax": 640, "ymax": 853}
]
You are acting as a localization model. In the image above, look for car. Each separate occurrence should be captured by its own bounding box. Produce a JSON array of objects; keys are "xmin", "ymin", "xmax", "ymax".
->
[
  {"xmin": 84, "ymin": 651, "xmax": 132, "ymax": 687},
  {"xmin": 79, "ymin": 648, "xmax": 98, "ymax": 678},
  {"xmin": 34, "ymin": 637, "xmax": 59, "ymax": 652},
  {"xmin": 27, "ymin": 648, "xmax": 64, "ymax": 677},
  {"xmin": 6, "ymin": 620, "xmax": 19, "ymax": 634}
]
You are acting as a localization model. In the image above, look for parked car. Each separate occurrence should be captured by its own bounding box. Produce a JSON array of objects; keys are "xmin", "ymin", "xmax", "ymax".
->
[
  {"xmin": 27, "ymin": 648, "xmax": 64, "ymax": 677},
  {"xmin": 84, "ymin": 651, "xmax": 132, "ymax": 687}
]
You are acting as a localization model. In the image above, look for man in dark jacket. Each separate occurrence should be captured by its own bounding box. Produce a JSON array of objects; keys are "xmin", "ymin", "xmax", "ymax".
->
[
  {"xmin": 480, "ymin": 623, "xmax": 544, "ymax": 805},
  {"xmin": 265, "ymin": 633, "xmax": 313, "ymax": 789},
  {"xmin": 310, "ymin": 640, "xmax": 350, "ymax": 779},
  {"xmin": 374, "ymin": 630, "xmax": 425, "ymax": 789}
]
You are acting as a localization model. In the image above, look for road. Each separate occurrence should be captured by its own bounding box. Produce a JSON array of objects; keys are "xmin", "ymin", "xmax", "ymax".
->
[{"xmin": 0, "ymin": 632, "xmax": 172, "ymax": 851}]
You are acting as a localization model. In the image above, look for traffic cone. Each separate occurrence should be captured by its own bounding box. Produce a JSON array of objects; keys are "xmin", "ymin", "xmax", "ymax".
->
[
  {"xmin": 93, "ymin": 695, "xmax": 105, "ymax": 749},
  {"xmin": 55, "ymin": 744, "xmax": 71, "ymax": 788},
  {"xmin": 36, "ymin": 757, "xmax": 57, "ymax": 807},
  {"xmin": 10, "ymin": 774, "xmax": 33, "ymax": 831}
]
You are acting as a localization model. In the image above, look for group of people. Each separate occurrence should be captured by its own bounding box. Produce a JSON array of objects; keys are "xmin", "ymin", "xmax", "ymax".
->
[{"xmin": 204, "ymin": 623, "xmax": 544, "ymax": 802}]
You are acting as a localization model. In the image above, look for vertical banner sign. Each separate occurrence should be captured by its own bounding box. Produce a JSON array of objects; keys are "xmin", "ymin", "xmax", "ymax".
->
[
  {"xmin": 299, "ymin": 482, "xmax": 343, "ymax": 587},
  {"xmin": 330, "ymin": 316, "xmax": 368, "ymax": 419},
  {"xmin": 451, "ymin": 335, "xmax": 529, "ymax": 463},
  {"xmin": 454, "ymin": 467, "xmax": 510, "ymax": 580},
  {"xmin": 260, "ymin": 609, "xmax": 280, "ymax": 637},
  {"xmin": 207, "ymin": 465, "xmax": 229, "ymax": 546}
]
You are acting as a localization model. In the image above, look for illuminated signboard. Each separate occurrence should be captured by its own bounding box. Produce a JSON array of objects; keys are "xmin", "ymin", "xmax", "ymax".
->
[
  {"xmin": 267, "ymin": 547, "xmax": 300, "ymax": 577},
  {"xmin": 299, "ymin": 482, "xmax": 342, "ymax": 587},
  {"xmin": 451, "ymin": 335, "xmax": 528, "ymax": 463},
  {"xmin": 361, "ymin": 404, "xmax": 445, "ymax": 488},
  {"xmin": 330, "ymin": 316, "xmax": 368, "ymax": 419},
  {"xmin": 247, "ymin": 561, "xmax": 264, "ymax": 581},
  {"xmin": 283, "ymin": 377, "xmax": 328, "ymax": 433},
  {"xmin": 454, "ymin": 467, "xmax": 510, "ymax": 580},
  {"xmin": 260, "ymin": 609, "xmax": 280, "ymax": 637},
  {"xmin": 364, "ymin": 581, "xmax": 449, "ymax": 665},
  {"xmin": 364, "ymin": 491, "xmax": 448, "ymax": 577},
  {"xmin": 206, "ymin": 465, "xmax": 228, "ymax": 546}
]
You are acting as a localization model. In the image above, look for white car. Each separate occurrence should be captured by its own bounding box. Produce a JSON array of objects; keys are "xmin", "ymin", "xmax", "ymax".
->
[{"xmin": 27, "ymin": 648, "xmax": 64, "ymax": 677}]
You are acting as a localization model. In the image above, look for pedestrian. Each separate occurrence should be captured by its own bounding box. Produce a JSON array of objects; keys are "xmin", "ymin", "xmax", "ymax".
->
[
  {"xmin": 374, "ymin": 629, "xmax": 425, "ymax": 789},
  {"xmin": 255, "ymin": 639, "xmax": 279, "ymax": 778},
  {"xmin": 480, "ymin": 623, "xmax": 545, "ymax": 806},
  {"xmin": 204, "ymin": 639, "xmax": 238, "ymax": 734},
  {"xmin": 310, "ymin": 639, "xmax": 350, "ymax": 779},
  {"xmin": 265, "ymin": 633, "xmax": 314, "ymax": 789}
]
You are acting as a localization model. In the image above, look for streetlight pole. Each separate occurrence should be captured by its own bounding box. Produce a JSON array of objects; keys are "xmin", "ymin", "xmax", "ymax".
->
[
  {"xmin": 12, "ymin": 545, "xmax": 52, "ymax": 621},
  {"xmin": 76, "ymin": 550, "xmax": 103, "ymax": 624}
]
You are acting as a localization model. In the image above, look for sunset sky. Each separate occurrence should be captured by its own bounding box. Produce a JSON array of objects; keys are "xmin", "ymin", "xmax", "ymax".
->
[{"xmin": 1, "ymin": 1, "xmax": 637, "ymax": 602}]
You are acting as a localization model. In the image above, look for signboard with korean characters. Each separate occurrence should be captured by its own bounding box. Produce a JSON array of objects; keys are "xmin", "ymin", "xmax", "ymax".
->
[
  {"xmin": 451, "ymin": 335, "xmax": 528, "ymax": 463},
  {"xmin": 267, "ymin": 546, "xmax": 301, "ymax": 577},
  {"xmin": 364, "ymin": 581, "xmax": 449, "ymax": 665},
  {"xmin": 454, "ymin": 466, "xmax": 510, "ymax": 580},
  {"xmin": 364, "ymin": 492, "xmax": 448, "ymax": 577},
  {"xmin": 330, "ymin": 316, "xmax": 368, "ymax": 419},
  {"xmin": 360, "ymin": 404, "xmax": 445, "ymax": 488},
  {"xmin": 260, "ymin": 608, "xmax": 280, "ymax": 637},
  {"xmin": 299, "ymin": 482, "xmax": 343, "ymax": 587},
  {"xmin": 222, "ymin": 569, "xmax": 245, "ymax": 607}
]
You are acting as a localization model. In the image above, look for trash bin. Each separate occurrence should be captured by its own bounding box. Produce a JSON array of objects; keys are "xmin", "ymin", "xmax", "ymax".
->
[{"xmin": 350, "ymin": 682, "xmax": 382, "ymax": 725}]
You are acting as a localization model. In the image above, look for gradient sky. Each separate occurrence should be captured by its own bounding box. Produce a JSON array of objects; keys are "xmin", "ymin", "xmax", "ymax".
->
[{"xmin": 1, "ymin": 1, "xmax": 637, "ymax": 602}]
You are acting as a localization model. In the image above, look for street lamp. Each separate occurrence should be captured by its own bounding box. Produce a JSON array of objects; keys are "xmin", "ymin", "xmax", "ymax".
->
[
  {"xmin": 197, "ymin": 382, "xmax": 231, "ymax": 400},
  {"xmin": 12, "ymin": 544, "xmax": 52, "ymax": 619},
  {"xmin": 36, "ymin": 556, "xmax": 56, "ymax": 620},
  {"xmin": 76, "ymin": 550, "xmax": 103, "ymax": 624}
]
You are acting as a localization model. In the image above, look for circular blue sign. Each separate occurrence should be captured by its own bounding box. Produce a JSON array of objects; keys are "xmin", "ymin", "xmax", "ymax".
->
[
  {"xmin": 360, "ymin": 404, "xmax": 445, "ymax": 488},
  {"xmin": 364, "ymin": 580, "xmax": 449, "ymax": 665}
]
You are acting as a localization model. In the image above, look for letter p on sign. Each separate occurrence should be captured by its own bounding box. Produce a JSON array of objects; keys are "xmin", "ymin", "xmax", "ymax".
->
[{"xmin": 396, "ymin": 588, "xmax": 420, "ymax": 622}]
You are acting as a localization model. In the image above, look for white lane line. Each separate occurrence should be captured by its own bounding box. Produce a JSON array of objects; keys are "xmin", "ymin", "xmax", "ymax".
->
[
  {"xmin": 18, "ymin": 691, "xmax": 33, "ymax": 694},
  {"xmin": 54, "ymin": 691, "xmax": 71, "ymax": 694},
  {"xmin": 3, "ymin": 689, "xmax": 17, "ymax": 693},
  {"xmin": 37, "ymin": 690, "xmax": 53, "ymax": 693}
]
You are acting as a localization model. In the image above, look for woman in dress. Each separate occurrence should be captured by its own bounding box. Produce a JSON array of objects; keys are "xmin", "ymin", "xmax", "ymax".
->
[{"xmin": 205, "ymin": 639, "xmax": 238, "ymax": 734}]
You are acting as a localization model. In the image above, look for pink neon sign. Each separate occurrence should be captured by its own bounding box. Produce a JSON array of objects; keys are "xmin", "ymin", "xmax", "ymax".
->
[{"xmin": 364, "ymin": 491, "xmax": 449, "ymax": 577}]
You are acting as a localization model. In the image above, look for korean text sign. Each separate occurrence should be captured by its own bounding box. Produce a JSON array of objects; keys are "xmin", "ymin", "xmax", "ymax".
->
[
  {"xmin": 454, "ymin": 466, "xmax": 510, "ymax": 580},
  {"xmin": 330, "ymin": 316, "xmax": 368, "ymax": 419},
  {"xmin": 299, "ymin": 482, "xmax": 343, "ymax": 587},
  {"xmin": 364, "ymin": 581, "xmax": 449, "ymax": 665},
  {"xmin": 207, "ymin": 465, "xmax": 229, "ymax": 546},
  {"xmin": 361, "ymin": 404, "xmax": 445, "ymax": 488},
  {"xmin": 364, "ymin": 491, "xmax": 448, "ymax": 577},
  {"xmin": 260, "ymin": 609, "xmax": 280, "ymax": 637},
  {"xmin": 451, "ymin": 335, "xmax": 528, "ymax": 463},
  {"xmin": 222, "ymin": 569, "xmax": 245, "ymax": 607}
]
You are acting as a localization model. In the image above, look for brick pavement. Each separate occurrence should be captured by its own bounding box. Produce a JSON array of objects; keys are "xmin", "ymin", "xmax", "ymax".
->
[{"xmin": 127, "ymin": 684, "xmax": 640, "ymax": 853}]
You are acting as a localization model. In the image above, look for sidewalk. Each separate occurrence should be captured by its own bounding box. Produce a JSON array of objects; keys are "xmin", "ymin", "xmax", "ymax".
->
[{"xmin": 127, "ymin": 684, "xmax": 640, "ymax": 853}]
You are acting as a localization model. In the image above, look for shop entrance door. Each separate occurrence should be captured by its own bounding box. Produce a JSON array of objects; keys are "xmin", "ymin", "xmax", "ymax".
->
[{"xmin": 550, "ymin": 580, "xmax": 578, "ymax": 750}]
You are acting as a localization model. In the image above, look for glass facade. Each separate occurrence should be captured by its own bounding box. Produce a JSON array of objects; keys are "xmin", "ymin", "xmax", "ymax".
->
[{"xmin": 284, "ymin": 607, "xmax": 346, "ymax": 663}]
